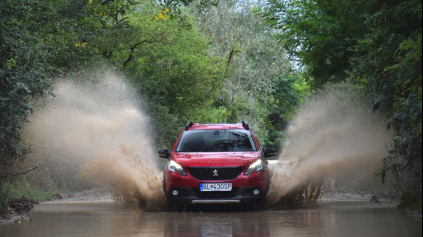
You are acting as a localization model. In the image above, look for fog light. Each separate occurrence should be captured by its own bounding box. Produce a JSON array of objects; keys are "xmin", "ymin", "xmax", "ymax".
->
[
  {"xmin": 172, "ymin": 190, "xmax": 179, "ymax": 196},
  {"xmin": 253, "ymin": 189, "xmax": 260, "ymax": 195}
]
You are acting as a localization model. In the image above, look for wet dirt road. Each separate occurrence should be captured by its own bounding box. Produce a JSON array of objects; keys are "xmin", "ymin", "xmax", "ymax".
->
[{"xmin": 1, "ymin": 201, "xmax": 421, "ymax": 237}]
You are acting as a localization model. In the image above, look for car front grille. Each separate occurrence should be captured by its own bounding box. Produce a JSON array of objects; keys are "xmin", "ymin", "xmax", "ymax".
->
[
  {"xmin": 187, "ymin": 167, "xmax": 244, "ymax": 180},
  {"xmin": 192, "ymin": 188, "xmax": 240, "ymax": 199}
]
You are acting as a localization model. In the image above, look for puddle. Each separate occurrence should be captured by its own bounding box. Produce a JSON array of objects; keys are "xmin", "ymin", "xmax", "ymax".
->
[{"xmin": 0, "ymin": 201, "xmax": 421, "ymax": 237}]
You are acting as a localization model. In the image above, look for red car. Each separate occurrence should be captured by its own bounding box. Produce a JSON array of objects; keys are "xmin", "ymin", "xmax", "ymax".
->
[{"xmin": 158, "ymin": 121, "xmax": 276, "ymax": 204}]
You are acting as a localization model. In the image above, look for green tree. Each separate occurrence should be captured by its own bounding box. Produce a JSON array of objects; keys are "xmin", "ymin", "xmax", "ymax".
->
[
  {"xmin": 265, "ymin": 72, "xmax": 310, "ymax": 149},
  {"xmin": 0, "ymin": 0, "xmax": 55, "ymax": 213},
  {"xmin": 110, "ymin": 4, "xmax": 226, "ymax": 148},
  {"xmin": 0, "ymin": 0, "xmax": 116, "ymax": 212},
  {"xmin": 0, "ymin": 0, "xmax": 54, "ymax": 176},
  {"xmin": 258, "ymin": 0, "xmax": 369, "ymax": 87},
  {"xmin": 0, "ymin": 0, "xmax": 113, "ymax": 177}
]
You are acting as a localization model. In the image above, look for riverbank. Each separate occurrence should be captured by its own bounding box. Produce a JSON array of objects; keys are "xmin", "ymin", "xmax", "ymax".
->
[
  {"xmin": 0, "ymin": 188, "xmax": 111, "ymax": 224},
  {"xmin": 401, "ymin": 207, "xmax": 423, "ymax": 222},
  {"xmin": 0, "ymin": 212, "xmax": 31, "ymax": 225}
]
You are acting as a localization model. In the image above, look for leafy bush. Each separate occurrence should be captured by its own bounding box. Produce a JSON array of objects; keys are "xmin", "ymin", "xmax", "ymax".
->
[{"xmin": 400, "ymin": 188, "xmax": 422, "ymax": 213}]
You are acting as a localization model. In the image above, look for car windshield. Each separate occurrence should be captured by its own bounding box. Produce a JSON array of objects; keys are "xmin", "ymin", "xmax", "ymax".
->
[{"xmin": 175, "ymin": 129, "xmax": 257, "ymax": 152}]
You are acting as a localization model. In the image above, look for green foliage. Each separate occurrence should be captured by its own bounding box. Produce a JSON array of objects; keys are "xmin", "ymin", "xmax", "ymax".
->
[
  {"xmin": 110, "ymin": 5, "xmax": 227, "ymax": 148},
  {"xmin": 0, "ymin": 0, "xmax": 104, "ymax": 212},
  {"xmin": 265, "ymin": 72, "xmax": 310, "ymax": 148},
  {"xmin": 1, "ymin": 0, "xmax": 53, "ymax": 175},
  {"xmin": 8, "ymin": 181, "xmax": 61, "ymax": 202},
  {"xmin": 349, "ymin": 1, "xmax": 422, "ymax": 190},
  {"xmin": 164, "ymin": 0, "xmax": 219, "ymax": 9},
  {"xmin": 399, "ymin": 188, "xmax": 422, "ymax": 213},
  {"xmin": 257, "ymin": 0, "xmax": 369, "ymax": 87},
  {"xmin": 0, "ymin": 0, "xmax": 108, "ymax": 171}
]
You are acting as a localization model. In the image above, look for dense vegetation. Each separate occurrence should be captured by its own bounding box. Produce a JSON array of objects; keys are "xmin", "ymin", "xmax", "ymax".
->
[
  {"xmin": 0, "ymin": 0, "xmax": 421, "ymax": 213},
  {"xmin": 259, "ymin": 0, "xmax": 422, "ymax": 211}
]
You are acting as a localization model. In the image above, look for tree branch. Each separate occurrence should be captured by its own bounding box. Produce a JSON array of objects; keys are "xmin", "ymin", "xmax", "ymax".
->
[
  {"xmin": 102, "ymin": 0, "xmax": 116, "ymax": 5},
  {"xmin": 123, "ymin": 40, "xmax": 153, "ymax": 67},
  {"xmin": 122, "ymin": 31, "xmax": 166, "ymax": 67},
  {"xmin": 118, "ymin": 17, "xmax": 129, "ymax": 24},
  {"xmin": 131, "ymin": 40, "xmax": 154, "ymax": 50},
  {"xmin": 123, "ymin": 52, "xmax": 133, "ymax": 68},
  {"xmin": 227, "ymin": 49, "xmax": 234, "ymax": 65},
  {"xmin": 0, "ymin": 166, "xmax": 38, "ymax": 179}
]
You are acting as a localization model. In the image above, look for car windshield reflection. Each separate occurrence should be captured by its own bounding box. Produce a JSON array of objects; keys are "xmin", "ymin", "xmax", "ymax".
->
[{"xmin": 176, "ymin": 129, "xmax": 257, "ymax": 152}]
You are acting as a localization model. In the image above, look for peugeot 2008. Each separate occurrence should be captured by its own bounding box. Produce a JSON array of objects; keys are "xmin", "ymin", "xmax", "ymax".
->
[{"xmin": 158, "ymin": 121, "xmax": 276, "ymax": 204}]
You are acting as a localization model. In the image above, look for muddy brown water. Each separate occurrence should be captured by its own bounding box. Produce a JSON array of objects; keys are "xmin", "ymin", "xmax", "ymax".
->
[{"xmin": 0, "ymin": 201, "xmax": 421, "ymax": 237}]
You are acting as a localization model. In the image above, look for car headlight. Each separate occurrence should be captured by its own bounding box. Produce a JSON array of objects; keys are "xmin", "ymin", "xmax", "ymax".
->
[
  {"xmin": 244, "ymin": 159, "xmax": 263, "ymax": 175},
  {"xmin": 168, "ymin": 160, "xmax": 187, "ymax": 176}
]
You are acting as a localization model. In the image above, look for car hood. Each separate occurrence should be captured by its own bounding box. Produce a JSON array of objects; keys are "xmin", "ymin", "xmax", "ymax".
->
[{"xmin": 172, "ymin": 151, "xmax": 261, "ymax": 168}]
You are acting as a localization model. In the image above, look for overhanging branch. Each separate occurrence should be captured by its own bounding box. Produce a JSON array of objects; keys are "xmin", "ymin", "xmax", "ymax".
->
[{"xmin": 0, "ymin": 166, "xmax": 38, "ymax": 179}]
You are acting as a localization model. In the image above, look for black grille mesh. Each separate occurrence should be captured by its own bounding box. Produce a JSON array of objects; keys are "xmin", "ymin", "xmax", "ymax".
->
[
  {"xmin": 193, "ymin": 188, "xmax": 240, "ymax": 199},
  {"xmin": 187, "ymin": 167, "xmax": 244, "ymax": 180}
]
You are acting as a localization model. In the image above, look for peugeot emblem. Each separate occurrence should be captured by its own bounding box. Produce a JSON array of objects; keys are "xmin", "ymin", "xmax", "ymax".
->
[{"xmin": 213, "ymin": 170, "xmax": 218, "ymax": 177}]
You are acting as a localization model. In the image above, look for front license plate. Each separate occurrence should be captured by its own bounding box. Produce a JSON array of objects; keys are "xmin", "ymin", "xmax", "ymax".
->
[{"xmin": 200, "ymin": 183, "xmax": 232, "ymax": 191}]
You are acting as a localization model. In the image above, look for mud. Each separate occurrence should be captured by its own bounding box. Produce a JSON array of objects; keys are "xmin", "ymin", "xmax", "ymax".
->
[
  {"xmin": 0, "ymin": 213, "xmax": 31, "ymax": 225},
  {"xmin": 8, "ymin": 197, "xmax": 39, "ymax": 212},
  {"xmin": 0, "ymin": 197, "xmax": 37, "ymax": 225}
]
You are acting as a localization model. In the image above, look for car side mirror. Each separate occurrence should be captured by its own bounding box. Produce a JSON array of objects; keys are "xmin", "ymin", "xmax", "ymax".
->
[
  {"xmin": 158, "ymin": 149, "xmax": 171, "ymax": 159},
  {"xmin": 263, "ymin": 147, "xmax": 277, "ymax": 158}
]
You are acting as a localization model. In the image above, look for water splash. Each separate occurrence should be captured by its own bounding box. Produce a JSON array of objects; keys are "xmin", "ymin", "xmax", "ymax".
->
[
  {"xmin": 267, "ymin": 88, "xmax": 393, "ymax": 205},
  {"xmin": 22, "ymin": 71, "xmax": 164, "ymax": 204}
]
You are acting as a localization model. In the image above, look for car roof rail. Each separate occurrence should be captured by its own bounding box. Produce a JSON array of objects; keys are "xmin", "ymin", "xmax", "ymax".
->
[
  {"xmin": 185, "ymin": 121, "xmax": 194, "ymax": 131},
  {"xmin": 242, "ymin": 121, "xmax": 250, "ymax": 130}
]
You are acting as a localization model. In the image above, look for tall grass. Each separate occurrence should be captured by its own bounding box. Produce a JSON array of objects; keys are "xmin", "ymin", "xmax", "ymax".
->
[
  {"xmin": 0, "ymin": 180, "xmax": 11, "ymax": 214},
  {"xmin": 7, "ymin": 181, "xmax": 62, "ymax": 201}
]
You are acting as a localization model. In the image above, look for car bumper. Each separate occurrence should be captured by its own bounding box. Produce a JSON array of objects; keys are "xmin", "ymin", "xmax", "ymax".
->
[{"xmin": 166, "ymin": 186, "xmax": 266, "ymax": 204}]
